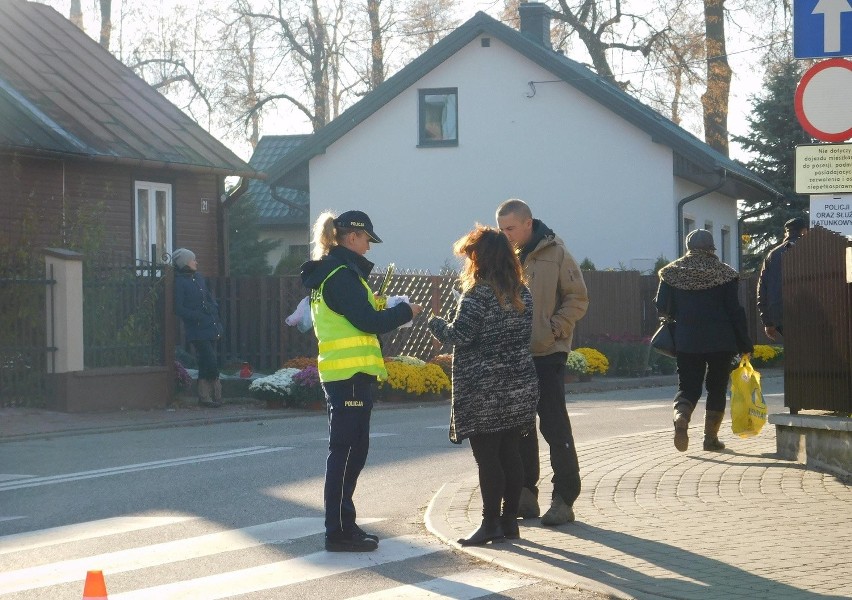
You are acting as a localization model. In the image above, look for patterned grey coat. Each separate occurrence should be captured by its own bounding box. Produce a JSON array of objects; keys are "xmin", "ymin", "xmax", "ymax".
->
[{"xmin": 428, "ymin": 283, "xmax": 539, "ymax": 444}]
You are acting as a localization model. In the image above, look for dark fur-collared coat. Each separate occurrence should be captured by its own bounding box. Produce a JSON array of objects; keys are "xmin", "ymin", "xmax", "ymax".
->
[{"xmin": 428, "ymin": 283, "xmax": 539, "ymax": 444}]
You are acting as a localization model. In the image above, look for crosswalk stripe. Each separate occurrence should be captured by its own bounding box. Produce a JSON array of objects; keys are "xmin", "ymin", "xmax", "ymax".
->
[
  {"xmin": 617, "ymin": 404, "xmax": 667, "ymax": 411},
  {"xmin": 0, "ymin": 517, "xmax": 367, "ymax": 593},
  {"xmin": 0, "ymin": 447, "xmax": 290, "ymax": 492},
  {"xmin": 0, "ymin": 515, "xmax": 195, "ymax": 555},
  {"xmin": 108, "ymin": 534, "xmax": 440, "ymax": 600},
  {"xmin": 567, "ymin": 412, "xmax": 588, "ymax": 417},
  {"xmin": 347, "ymin": 568, "xmax": 533, "ymax": 599}
]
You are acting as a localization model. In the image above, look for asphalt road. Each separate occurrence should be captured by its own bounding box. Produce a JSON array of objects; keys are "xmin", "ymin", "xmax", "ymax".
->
[{"xmin": 0, "ymin": 378, "xmax": 784, "ymax": 599}]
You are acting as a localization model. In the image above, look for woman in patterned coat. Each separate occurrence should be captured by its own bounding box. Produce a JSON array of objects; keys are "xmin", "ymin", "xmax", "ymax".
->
[{"xmin": 428, "ymin": 226, "xmax": 539, "ymax": 546}]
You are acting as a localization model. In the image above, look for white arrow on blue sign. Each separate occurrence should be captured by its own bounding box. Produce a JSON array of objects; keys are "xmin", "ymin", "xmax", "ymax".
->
[{"xmin": 795, "ymin": 0, "xmax": 852, "ymax": 58}]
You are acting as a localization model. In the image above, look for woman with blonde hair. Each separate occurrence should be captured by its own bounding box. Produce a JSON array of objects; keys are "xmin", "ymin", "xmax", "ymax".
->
[
  {"xmin": 428, "ymin": 225, "xmax": 539, "ymax": 546},
  {"xmin": 301, "ymin": 210, "xmax": 422, "ymax": 552}
]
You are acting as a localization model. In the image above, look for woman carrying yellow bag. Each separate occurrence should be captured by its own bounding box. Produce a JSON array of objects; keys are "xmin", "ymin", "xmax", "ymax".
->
[
  {"xmin": 655, "ymin": 230, "xmax": 754, "ymax": 452},
  {"xmin": 730, "ymin": 355, "xmax": 768, "ymax": 437}
]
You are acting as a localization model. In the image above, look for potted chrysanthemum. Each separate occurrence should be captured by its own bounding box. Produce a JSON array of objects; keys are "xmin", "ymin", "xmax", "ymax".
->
[{"xmin": 249, "ymin": 368, "xmax": 302, "ymax": 408}]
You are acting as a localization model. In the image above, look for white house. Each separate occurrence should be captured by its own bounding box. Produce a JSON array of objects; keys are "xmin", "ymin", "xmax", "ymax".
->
[{"xmin": 266, "ymin": 4, "xmax": 778, "ymax": 272}]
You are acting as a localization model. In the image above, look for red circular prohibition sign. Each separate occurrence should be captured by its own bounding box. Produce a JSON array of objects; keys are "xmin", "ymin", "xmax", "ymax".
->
[{"xmin": 794, "ymin": 58, "xmax": 852, "ymax": 143}]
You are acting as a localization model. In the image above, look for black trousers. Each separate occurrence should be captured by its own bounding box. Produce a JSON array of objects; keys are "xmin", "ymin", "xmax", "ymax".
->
[
  {"xmin": 190, "ymin": 339, "xmax": 219, "ymax": 380},
  {"xmin": 519, "ymin": 353, "xmax": 581, "ymax": 505},
  {"xmin": 675, "ymin": 352, "xmax": 735, "ymax": 413},
  {"xmin": 468, "ymin": 428, "xmax": 523, "ymax": 519},
  {"xmin": 322, "ymin": 373, "xmax": 373, "ymax": 536}
]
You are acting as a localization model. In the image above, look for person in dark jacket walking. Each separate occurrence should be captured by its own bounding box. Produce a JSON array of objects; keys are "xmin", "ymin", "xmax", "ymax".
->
[
  {"xmin": 656, "ymin": 229, "xmax": 754, "ymax": 452},
  {"xmin": 173, "ymin": 248, "xmax": 223, "ymax": 408},
  {"xmin": 302, "ymin": 210, "xmax": 422, "ymax": 553},
  {"xmin": 757, "ymin": 217, "xmax": 809, "ymax": 340},
  {"xmin": 429, "ymin": 226, "xmax": 539, "ymax": 546}
]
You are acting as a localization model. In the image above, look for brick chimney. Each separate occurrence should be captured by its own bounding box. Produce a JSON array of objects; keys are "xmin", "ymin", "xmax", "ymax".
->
[{"xmin": 519, "ymin": 2, "xmax": 552, "ymax": 49}]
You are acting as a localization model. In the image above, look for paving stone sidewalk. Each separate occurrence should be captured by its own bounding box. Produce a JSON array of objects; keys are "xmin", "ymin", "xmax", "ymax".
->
[{"xmin": 426, "ymin": 426, "xmax": 852, "ymax": 600}]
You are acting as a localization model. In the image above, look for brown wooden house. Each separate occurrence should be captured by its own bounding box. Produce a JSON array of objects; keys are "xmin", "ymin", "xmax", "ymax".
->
[{"xmin": 0, "ymin": 0, "xmax": 259, "ymax": 275}]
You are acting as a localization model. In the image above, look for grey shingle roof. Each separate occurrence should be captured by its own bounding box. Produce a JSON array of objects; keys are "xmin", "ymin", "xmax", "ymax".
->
[
  {"xmin": 0, "ymin": 0, "xmax": 258, "ymax": 178},
  {"xmin": 246, "ymin": 135, "xmax": 310, "ymax": 226},
  {"xmin": 267, "ymin": 11, "xmax": 778, "ymax": 201}
]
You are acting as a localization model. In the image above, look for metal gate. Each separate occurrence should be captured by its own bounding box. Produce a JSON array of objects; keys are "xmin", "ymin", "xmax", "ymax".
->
[
  {"xmin": 783, "ymin": 226, "xmax": 852, "ymax": 413},
  {"xmin": 0, "ymin": 266, "xmax": 56, "ymax": 407}
]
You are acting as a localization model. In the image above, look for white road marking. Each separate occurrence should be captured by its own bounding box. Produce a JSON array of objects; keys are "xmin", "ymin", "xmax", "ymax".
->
[
  {"xmin": 567, "ymin": 412, "xmax": 588, "ymax": 417},
  {"xmin": 0, "ymin": 474, "xmax": 33, "ymax": 482},
  {"xmin": 347, "ymin": 568, "xmax": 532, "ymax": 599},
  {"xmin": 0, "ymin": 515, "xmax": 194, "ymax": 555},
  {"xmin": 0, "ymin": 447, "xmax": 290, "ymax": 492},
  {"xmin": 0, "ymin": 516, "xmax": 25, "ymax": 525},
  {"xmin": 0, "ymin": 517, "xmax": 382, "ymax": 593},
  {"xmin": 316, "ymin": 433, "xmax": 399, "ymax": 441},
  {"xmin": 108, "ymin": 534, "xmax": 440, "ymax": 600},
  {"xmin": 426, "ymin": 425, "xmax": 449, "ymax": 430},
  {"xmin": 617, "ymin": 404, "xmax": 667, "ymax": 411}
]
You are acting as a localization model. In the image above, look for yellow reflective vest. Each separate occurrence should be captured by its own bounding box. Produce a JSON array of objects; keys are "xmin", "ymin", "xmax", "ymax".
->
[{"xmin": 311, "ymin": 265, "xmax": 388, "ymax": 383}]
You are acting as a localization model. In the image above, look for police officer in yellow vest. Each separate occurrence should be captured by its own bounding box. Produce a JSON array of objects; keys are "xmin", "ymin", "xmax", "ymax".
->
[{"xmin": 302, "ymin": 210, "xmax": 423, "ymax": 552}]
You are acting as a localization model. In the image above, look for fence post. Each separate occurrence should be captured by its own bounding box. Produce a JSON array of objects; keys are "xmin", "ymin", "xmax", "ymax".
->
[{"xmin": 44, "ymin": 249, "xmax": 84, "ymax": 373}]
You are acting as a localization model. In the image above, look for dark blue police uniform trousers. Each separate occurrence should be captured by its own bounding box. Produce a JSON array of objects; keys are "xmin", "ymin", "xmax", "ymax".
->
[{"xmin": 323, "ymin": 373, "xmax": 374, "ymax": 536}]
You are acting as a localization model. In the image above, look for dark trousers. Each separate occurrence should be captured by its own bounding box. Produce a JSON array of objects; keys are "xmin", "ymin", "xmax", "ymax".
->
[
  {"xmin": 519, "ymin": 353, "xmax": 581, "ymax": 506},
  {"xmin": 468, "ymin": 428, "xmax": 523, "ymax": 519},
  {"xmin": 675, "ymin": 352, "xmax": 735, "ymax": 413},
  {"xmin": 191, "ymin": 340, "xmax": 219, "ymax": 380},
  {"xmin": 322, "ymin": 373, "xmax": 373, "ymax": 536}
]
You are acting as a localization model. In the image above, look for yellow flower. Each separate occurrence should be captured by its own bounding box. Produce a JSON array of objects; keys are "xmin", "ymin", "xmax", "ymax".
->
[
  {"xmin": 379, "ymin": 361, "xmax": 450, "ymax": 394},
  {"xmin": 752, "ymin": 345, "xmax": 777, "ymax": 361},
  {"xmin": 575, "ymin": 347, "xmax": 609, "ymax": 375}
]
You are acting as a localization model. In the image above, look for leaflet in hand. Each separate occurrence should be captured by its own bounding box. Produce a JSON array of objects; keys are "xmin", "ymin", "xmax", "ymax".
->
[{"xmin": 386, "ymin": 295, "xmax": 413, "ymax": 328}]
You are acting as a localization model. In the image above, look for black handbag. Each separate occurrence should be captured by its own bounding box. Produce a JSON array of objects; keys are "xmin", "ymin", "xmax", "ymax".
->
[{"xmin": 651, "ymin": 318, "xmax": 676, "ymax": 358}]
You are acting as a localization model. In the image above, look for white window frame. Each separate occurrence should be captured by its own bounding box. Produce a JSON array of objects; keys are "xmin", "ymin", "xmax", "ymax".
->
[
  {"xmin": 720, "ymin": 226, "xmax": 731, "ymax": 265},
  {"xmin": 134, "ymin": 180, "xmax": 173, "ymax": 266}
]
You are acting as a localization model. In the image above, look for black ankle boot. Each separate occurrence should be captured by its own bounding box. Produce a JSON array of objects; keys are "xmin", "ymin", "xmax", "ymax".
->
[
  {"xmin": 500, "ymin": 515, "xmax": 519, "ymax": 539},
  {"xmin": 458, "ymin": 517, "xmax": 504, "ymax": 546}
]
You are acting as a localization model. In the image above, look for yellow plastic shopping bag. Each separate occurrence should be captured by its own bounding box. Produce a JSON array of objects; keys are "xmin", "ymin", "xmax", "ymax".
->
[{"xmin": 729, "ymin": 355, "xmax": 767, "ymax": 438}]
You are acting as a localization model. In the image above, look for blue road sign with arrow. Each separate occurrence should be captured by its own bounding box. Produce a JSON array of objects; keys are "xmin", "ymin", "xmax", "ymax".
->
[{"xmin": 795, "ymin": 0, "xmax": 852, "ymax": 58}]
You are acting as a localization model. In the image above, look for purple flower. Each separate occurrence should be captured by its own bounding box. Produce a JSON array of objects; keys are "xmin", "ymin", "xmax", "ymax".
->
[
  {"xmin": 174, "ymin": 361, "xmax": 192, "ymax": 389},
  {"xmin": 293, "ymin": 366, "xmax": 320, "ymax": 388}
]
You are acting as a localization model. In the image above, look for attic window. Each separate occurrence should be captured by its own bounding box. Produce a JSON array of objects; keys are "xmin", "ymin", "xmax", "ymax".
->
[{"xmin": 418, "ymin": 88, "xmax": 458, "ymax": 147}]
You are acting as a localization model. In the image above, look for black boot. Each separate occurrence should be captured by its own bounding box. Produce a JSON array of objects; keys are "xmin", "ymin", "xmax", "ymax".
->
[
  {"xmin": 458, "ymin": 518, "xmax": 504, "ymax": 546},
  {"xmin": 500, "ymin": 515, "xmax": 519, "ymax": 540}
]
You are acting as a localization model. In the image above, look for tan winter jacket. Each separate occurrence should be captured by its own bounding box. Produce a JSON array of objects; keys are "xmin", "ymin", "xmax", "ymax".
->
[{"xmin": 522, "ymin": 234, "xmax": 589, "ymax": 356}]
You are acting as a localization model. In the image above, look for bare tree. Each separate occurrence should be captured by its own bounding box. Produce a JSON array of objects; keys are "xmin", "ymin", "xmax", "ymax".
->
[
  {"xmin": 644, "ymin": 5, "xmax": 705, "ymax": 126},
  {"xmin": 701, "ymin": 0, "xmax": 730, "ymax": 155},
  {"xmin": 69, "ymin": 0, "xmax": 84, "ymax": 30},
  {"xmin": 552, "ymin": 0, "xmax": 668, "ymax": 86},
  {"xmin": 366, "ymin": 0, "xmax": 385, "ymax": 88},
  {"xmin": 399, "ymin": 0, "xmax": 458, "ymax": 54},
  {"xmin": 99, "ymin": 0, "xmax": 112, "ymax": 49}
]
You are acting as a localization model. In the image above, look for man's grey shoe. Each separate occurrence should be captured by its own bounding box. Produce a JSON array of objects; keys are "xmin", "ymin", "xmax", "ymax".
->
[
  {"xmin": 540, "ymin": 495, "xmax": 575, "ymax": 526},
  {"xmin": 517, "ymin": 487, "xmax": 540, "ymax": 519}
]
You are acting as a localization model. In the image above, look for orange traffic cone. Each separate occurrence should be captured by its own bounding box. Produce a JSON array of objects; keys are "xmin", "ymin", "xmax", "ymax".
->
[{"xmin": 82, "ymin": 570, "xmax": 108, "ymax": 599}]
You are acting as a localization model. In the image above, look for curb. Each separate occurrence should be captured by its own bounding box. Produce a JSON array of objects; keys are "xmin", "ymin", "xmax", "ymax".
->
[{"xmin": 425, "ymin": 481, "xmax": 635, "ymax": 599}]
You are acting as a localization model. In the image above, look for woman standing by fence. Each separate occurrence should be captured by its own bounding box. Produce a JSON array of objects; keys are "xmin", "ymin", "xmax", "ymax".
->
[{"xmin": 173, "ymin": 248, "xmax": 224, "ymax": 408}]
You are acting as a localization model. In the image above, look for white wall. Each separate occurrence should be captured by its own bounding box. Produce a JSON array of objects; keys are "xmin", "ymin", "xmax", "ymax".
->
[
  {"xmin": 309, "ymin": 36, "xmax": 721, "ymax": 273},
  {"xmin": 674, "ymin": 178, "xmax": 740, "ymax": 269},
  {"xmin": 260, "ymin": 227, "xmax": 308, "ymax": 270}
]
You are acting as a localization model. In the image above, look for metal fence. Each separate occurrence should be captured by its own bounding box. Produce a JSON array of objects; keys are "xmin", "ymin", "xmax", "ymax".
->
[
  {"xmin": 0, "ymin": 267, "xmax": 55, "ymax": 407},
  {"xmin": 83, "ymin": 260, "xmax": 167, "ymax": 369},
  {"xmin": 195, "ymin": 269, "xmax": 766, "ymax": 372},
  {"xmin": 783, "ymin": 227, "xmax": 852, "ymax": 413}
]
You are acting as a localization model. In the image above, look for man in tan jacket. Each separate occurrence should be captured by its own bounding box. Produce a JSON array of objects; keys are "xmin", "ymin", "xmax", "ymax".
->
[{"xmin": 497, "ymin": 199, "xmax": 589, "ymax": 526}]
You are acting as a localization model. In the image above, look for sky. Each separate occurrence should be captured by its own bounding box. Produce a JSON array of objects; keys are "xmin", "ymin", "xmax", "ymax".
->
[{"xmin": 40, "ymin": 0, "xmax": 786, "ymax": 163}]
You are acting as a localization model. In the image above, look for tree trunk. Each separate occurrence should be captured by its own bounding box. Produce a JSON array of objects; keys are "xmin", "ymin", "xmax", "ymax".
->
[
  {"xmin": 99, "ymin": 0, "xmax": 112, "ymax": 50},
  {"xmin": 309, "ymin": 0, "xmax": 329, "ymax": 130},
  {"xmin": 70, "ymin": 0, "xmax": 84, "ymax": 31},
  {"xmin": 701, "ymin": 0, "xmax": 730, "ymax": 156},
  {"xmin": 367, "ymin": 0, "xmax": 384, "ymax": 90}
]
